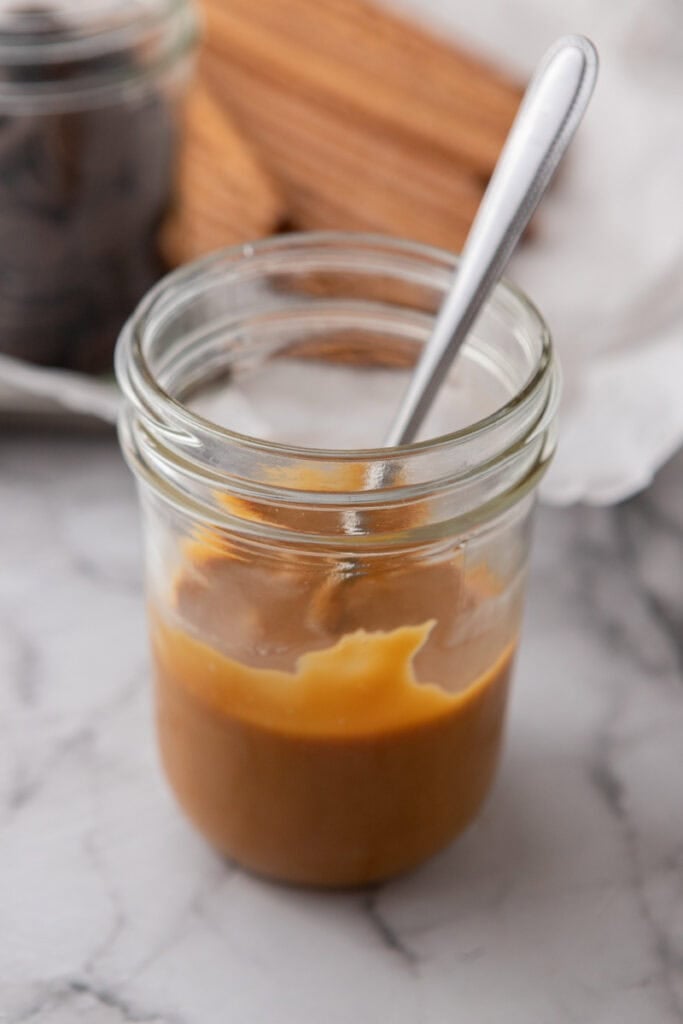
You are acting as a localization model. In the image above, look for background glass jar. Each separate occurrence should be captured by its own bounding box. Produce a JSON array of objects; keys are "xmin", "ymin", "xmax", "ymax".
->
[
  {"xmin": 0, "ymin": 0, "xmax": 197, "ymax": 373},
  {"xmin": 116, "ymin": 232, "xmax": 560, "ymax": 888}
]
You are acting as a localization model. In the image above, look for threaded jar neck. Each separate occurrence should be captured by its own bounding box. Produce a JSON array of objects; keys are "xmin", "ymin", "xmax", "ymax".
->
[
  {"xmin": 116, "ymin": 232, "xmax": 560, "ymax": 550},
  {"xmin": 0, "ymin": 0, "xmax": 198, "ymax": 110}
]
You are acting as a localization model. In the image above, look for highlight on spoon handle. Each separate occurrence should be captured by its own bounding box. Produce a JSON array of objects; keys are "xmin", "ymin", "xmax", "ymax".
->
[{"xmin": 384, "ymin": 35, "xmax": 599, "ymax": 448}]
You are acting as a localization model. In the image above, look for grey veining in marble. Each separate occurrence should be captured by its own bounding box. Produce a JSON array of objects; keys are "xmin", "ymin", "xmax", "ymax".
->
[{"xmin": 1, "ymin": 434, "xmax": 682, "ymax": 1023}]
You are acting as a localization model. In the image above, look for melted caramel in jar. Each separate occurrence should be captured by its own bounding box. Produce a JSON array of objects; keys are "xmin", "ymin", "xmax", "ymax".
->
[{"xmin": 152, "ymin": 546, "xmax": 516, "ymax": 887}]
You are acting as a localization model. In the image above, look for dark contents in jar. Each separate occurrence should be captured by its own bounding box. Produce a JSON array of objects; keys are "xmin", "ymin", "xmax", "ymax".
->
[{"xmin": 0, "ymin": 9, "xmax": 176, "ymax": 373}]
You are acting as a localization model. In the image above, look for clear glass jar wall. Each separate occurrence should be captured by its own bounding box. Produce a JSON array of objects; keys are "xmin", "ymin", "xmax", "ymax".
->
[
  {"xmin": 0, "ymin": 0, "xmax": 197, "ymax": 372},
  {"xmin": 116, "ymin": 233, "xmax": 560, "ymax": 887}
]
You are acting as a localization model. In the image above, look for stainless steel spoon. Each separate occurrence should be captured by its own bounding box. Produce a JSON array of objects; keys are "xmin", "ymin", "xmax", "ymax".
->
[
  {"xmin": 384, "ymin": 33, "xmax": 599, "ymax": 448},
  {"xmin": 309, "ymin": 35, "xmax": 598, "ymax": 625}
]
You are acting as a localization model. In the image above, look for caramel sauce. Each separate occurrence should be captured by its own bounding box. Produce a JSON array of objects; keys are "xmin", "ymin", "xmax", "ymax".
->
[{"xmin": 151, "ymin": 545, "xmax": 515, "ymax": 887}]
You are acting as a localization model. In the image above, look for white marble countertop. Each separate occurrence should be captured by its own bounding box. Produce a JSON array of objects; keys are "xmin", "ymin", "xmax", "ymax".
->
[{"xmin": 1, "ymin": 432, "xmax": 682, "ymax": 1022}]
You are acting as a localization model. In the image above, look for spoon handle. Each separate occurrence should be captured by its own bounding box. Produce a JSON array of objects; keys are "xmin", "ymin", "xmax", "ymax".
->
[{"xmin": 384, "ymin": 34, "xmax": 599, "ymax": 448}]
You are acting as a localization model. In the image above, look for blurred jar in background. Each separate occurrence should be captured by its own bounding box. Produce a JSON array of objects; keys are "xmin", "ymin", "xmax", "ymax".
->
[{"xmin": 0, "ymin": 0, "xmax": 198, "ymax": 373}]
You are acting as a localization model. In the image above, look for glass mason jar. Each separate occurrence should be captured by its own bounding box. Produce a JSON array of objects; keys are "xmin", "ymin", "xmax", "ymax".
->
[
  {"xmin": 0, "ymin": 0, "xmax": 198, "ymax": 373},
  {"xmin": 116, "ymin": 232, "xmax": 560, "ymax": 888}
]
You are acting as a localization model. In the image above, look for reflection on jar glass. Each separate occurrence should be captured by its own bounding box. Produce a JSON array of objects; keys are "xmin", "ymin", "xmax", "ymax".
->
[
  {"xmin": 116, "ymin": 232, "xmax": 560, "ymax": 888},
  {"xmin": 0, "ymin": 0, "xmax": 198, "ymax": 372}
]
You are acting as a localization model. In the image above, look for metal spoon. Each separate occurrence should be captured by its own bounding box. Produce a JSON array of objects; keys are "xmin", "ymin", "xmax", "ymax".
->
[
  {"xmin": 309, "ymin": 35, "xmax": 598, "ymax": 627},
  {"xmin": 385, "ymin": 33, "xmax": 598, "ymax": 447}
]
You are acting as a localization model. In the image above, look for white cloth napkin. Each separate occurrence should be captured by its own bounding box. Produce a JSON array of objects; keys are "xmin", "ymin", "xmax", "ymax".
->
[{"xmin": 392, "ymin": 0, "xmax": 683, "ymax": 504}]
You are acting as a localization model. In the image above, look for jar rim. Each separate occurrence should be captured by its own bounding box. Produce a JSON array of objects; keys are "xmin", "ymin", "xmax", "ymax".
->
[
  {"xmin": 116, "ymin": 231, "xmax": 560, "ymax": 544},
  {"xmin": 0, "ymin": 0, "xmax": 198, "ymax": 108},
  {"xmin": 119, "ymin": 230, "xmax": 555, "ymax": 462}
]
